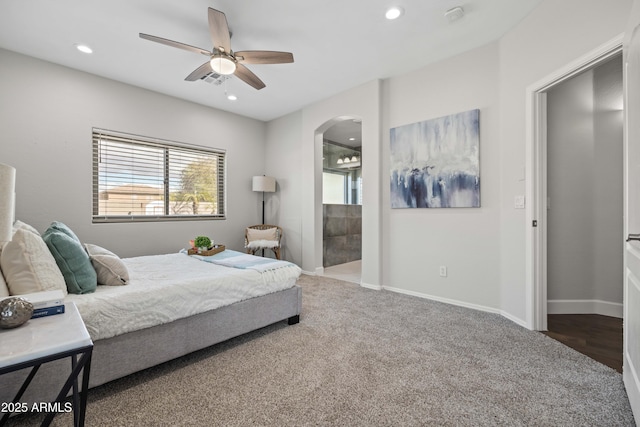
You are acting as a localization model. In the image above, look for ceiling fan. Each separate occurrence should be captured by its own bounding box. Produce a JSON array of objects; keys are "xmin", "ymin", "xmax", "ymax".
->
[{"xmin": 139, "ymin": 7, "xmax": 294, "ymax": 90}]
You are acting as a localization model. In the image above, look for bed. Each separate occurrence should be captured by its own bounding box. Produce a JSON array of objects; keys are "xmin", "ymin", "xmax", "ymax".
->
[{"xmin": 0, "ymin": 228, "xmax": 302, "ymax": 406}]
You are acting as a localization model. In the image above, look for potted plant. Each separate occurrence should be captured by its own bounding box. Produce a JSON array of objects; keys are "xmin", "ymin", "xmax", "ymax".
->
[{"xmin": 194, "ymin": 236, "xmax": 212, "ymax": 253}]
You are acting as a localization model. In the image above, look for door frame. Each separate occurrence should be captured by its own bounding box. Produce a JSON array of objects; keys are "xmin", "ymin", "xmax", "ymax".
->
[{"xmin": 525, "ymin": 35, "xmax": 623, "ymax": 331}]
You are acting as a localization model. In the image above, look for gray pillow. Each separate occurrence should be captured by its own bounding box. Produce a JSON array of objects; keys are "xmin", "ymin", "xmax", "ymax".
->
[{"xmin": 84, "ymin": 244, "xmax": 129, "ymax": 286}]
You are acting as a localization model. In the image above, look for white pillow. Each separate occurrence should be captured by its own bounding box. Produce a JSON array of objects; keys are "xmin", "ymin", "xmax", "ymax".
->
[
  {"xmin": 246, "ymin": 239, "xmax": 280, "ymax": 249},
  {"xmin": 246, "ymin": 227, "xmax": 278, "ymax": 242},
  {"xmin": 13, "ymin": 220, "xmax": 41, "ymax": 236},
  {"xmin": 1, "ymin": 227, "xmax": 67, "ymax": 296},
  {"xmin": 0, "ymin": 221, "xmax": 41, "ymax": 296},
  {"xmin": 85, "ymin": 243, "xmax": 129, "ymax": 286},
  {"xmin": 0, "ymin": 220, "xmax": 39, "ymax": 258}
]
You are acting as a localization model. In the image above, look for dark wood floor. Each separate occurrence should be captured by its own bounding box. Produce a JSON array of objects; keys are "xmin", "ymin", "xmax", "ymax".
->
[{"xmin": 543, "ymin": 314, "xmax": 623, "ymax": 373}]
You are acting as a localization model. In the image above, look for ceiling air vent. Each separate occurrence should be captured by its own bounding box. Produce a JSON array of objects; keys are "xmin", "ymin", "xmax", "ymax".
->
[
  {"xmin": 200, "ymin": 72, "xmax": 231, "ymax": 85},
  {"xmin": 444, "ymin": 6, "xmax": 464, "ymax": 22}
]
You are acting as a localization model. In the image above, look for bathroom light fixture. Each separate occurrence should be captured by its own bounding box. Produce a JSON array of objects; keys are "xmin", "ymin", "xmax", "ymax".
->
[
  {"xmin": 210, "ymin": 55, "xmax": 237, "ymax": 75},
  {"xmin": 385, "ymin": 7, "xmax": 403, "ymax": 20}
]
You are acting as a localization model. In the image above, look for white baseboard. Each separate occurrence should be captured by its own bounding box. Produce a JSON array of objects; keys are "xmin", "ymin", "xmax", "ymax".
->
[
  {"xmin": 547, "ymin": 299, "xmax": 623, "ymax": 318},
  {"xmin": 301, "ymin": 267, "xmax": 324, "ymax": 276},
  {"xmin": 624, "ymin": 352, "xmax": 640, "ymax": 422},
  {"xmin": 383, "ymin": 285, "xmax": 502, "ymax": 317},
  {"xmin": 360, "ymin": 282, "xmax": 382, "ymax": 291},
  {"xmin": 499, "ymin": 310, "xmax": 529, "ymax": 329}
]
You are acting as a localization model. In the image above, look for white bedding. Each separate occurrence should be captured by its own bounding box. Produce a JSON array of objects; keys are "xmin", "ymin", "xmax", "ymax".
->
[{"xmin": 65, "ymin": 252, "xmax": 301, "ymax": 341}]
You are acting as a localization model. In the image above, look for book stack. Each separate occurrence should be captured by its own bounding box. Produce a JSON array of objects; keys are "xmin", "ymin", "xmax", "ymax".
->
[{"xmin": 21, "ymin": 290, "xmax": 66, "ymax": 319}]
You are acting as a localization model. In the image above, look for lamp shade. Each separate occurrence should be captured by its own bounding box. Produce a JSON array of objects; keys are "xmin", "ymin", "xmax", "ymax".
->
[
  {"xmin": 252, "ymin": 176, "xmax": 276, "ymax": 192},
  {"xmin": 0, "ymin": 163, "xmax": 16, "ymax": 243}
]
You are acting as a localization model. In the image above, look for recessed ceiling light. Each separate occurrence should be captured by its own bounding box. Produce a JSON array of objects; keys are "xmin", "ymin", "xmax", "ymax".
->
[
  {"xmin": 349, "ymin": 137, "xmax": 355, "ymax": 141},
  {"xmin": 385, "ymin": 7, "xmax": 403, "ymax": 20},
  {"xmin": 227, "ymin": 94, "xmax": 238, "ymax": 101},
  {"xmin": 75, "ymin": 44, "xmax": 93, "ymax": 54}
]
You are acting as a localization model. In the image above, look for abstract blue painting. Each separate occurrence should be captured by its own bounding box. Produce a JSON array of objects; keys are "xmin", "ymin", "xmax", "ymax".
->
[{"xmin": 390, "ymin": 109, "xmax": 480, "ymax": 208}]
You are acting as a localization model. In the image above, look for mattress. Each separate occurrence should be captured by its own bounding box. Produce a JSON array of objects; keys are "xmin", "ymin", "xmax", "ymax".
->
[{"xmin": 64, "ymin": 251, "xmax": 301, "ymax": 341}]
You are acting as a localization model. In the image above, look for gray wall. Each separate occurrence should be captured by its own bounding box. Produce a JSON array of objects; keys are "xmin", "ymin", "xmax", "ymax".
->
[
  {"xmin": 497, "ymin": 0, "xmax": 629, "ymax": 323},
  {"xmin": 0, "ymin": 48, "xmax": 267, "ymax": 258},
  {"xmin": 547, "ymin": 55, "xmax": 623, "ymax": 311},
  {"xmin": 265, "ymin": 0, "xmax": 631, "ymax": 325},
  {"xmin": 383, "ymin": 42, "xmax": 502, "ymax": 308},
  {"xmin": 323, "ymin": 204, "xmax": 361, "ymax": 267}
]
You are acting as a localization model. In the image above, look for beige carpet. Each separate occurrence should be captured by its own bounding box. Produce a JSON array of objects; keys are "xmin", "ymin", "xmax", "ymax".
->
[{"xmin": 9, "ymin": 275, "xmax": 635, "ymax": 426}]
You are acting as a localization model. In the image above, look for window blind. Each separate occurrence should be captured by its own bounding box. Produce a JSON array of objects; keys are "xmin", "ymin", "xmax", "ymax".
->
[{"xmin": 92, "ymin": 128, "xmax": 225, "ymax": 223}]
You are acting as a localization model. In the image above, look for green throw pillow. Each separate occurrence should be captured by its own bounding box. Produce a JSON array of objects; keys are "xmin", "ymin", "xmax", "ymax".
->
[
  {"xmin": 43, "ymin": 225, "xmax": 97, "ymax": 294},
  {"xmin": 47, "ymin": 221, "xmax": 81, "ymax": 243}
]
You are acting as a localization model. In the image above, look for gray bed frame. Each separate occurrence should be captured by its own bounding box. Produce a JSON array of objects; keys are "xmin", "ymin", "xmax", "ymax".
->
[{"xmin": 0, "ymin": 285, "xmax": 302, "ymax": 405}]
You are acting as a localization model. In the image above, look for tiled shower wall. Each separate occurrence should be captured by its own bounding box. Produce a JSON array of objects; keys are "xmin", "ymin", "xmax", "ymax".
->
[{"xmin": 323, "ymin": 204, "xmax": 362, "ymax": 267}]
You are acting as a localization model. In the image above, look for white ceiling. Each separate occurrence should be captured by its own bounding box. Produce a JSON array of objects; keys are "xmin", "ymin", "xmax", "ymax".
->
[{"xmin": 0, "ymin": 0, "xmax": 542, "ymax": 122}]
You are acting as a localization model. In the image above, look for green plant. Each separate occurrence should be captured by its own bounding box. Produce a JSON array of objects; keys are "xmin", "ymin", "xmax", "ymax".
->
[{"xmin": 194, "ymin": 236, "xmax": 212, "ymax": 248}]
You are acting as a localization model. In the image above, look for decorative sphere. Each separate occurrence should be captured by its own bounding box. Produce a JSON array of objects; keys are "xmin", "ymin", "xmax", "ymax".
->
[{"xmin": 0, "ymin": 297, "xmax": 34, "ymax": 329}]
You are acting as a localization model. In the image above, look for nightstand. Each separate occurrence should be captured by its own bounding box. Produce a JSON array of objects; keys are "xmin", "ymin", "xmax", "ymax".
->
[{"xmin": 0, "ymin": 302, "xmax": 93, "ymax": 427}]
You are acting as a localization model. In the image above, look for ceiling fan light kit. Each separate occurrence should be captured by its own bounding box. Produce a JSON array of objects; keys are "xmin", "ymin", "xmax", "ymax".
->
[
  {"xmin": 140, "ymin": 7, "xmax": 294, "ymax": 90},
  {"xmin": 210, "ymin": 55, "xmax": 236, "ymax": 75}
]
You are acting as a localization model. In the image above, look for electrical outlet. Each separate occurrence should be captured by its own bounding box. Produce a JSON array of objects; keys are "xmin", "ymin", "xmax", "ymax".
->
[{"xmin": 439, "ymin": 266, "xmax": 447, "ymax": 277}]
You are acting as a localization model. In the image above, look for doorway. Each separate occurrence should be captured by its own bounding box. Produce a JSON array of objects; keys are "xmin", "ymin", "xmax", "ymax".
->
[
  {"xmin": 527, "ymin": 41, "xmax": 624, "ymax": 371},
  {"xmin": 321, "ymin": 119, "xmax": 362, "ymax": 284},
  {"xmin": 526, "ymin": 36, "xmax": 623, "ymax": 332},
  {"xmin": 546, "ymin": 53, "xmax": 624, "ymax": 317}
]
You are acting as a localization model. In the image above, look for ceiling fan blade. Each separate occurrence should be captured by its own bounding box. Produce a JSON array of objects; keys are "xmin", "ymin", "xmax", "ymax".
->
[
  {"xmin": 234, "ymin": 64, "xmax": 266, "ymax": 90},
  {"xmin": 208, "ymin": 8, "xmax": 231, "ymax": 52},
  {"xmin": 185, "ymin": 61, "xmax": 213, "ymax": 81},
  {"xmin": 235, "ymin": 51, "xmax": 294, "ymax": 64},
  {"xmin": 139, "ymin": 33, "xmax": 211, "ymax": 56}
]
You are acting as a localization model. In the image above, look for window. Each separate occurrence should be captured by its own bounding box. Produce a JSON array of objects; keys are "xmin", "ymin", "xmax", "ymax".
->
[
  {"xmin": 322, "ymin": 172, "xmax": 347, "ymax": 204},
  {"xmin": 322, "ymin": 140, "xmax": 362, "ymax": 205},
  {"xmin": 92, "ymin": 128, "xmax": 225, "ymax": 223}
]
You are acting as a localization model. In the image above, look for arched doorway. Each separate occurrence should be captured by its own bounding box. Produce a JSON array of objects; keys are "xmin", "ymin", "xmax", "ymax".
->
[{"xmin": 315, "ymin": 116, "xmax": 363, "ymax": 283}]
